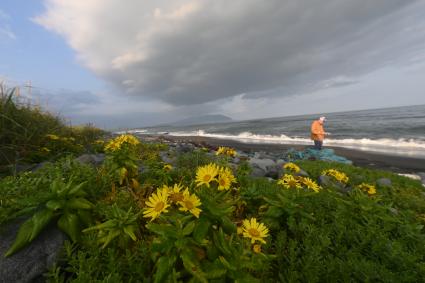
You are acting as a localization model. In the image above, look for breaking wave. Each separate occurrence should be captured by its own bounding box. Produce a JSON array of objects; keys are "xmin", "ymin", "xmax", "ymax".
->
[{"xmin": 166, "ymin": 130, "xmax": 425, "ymax": 157}]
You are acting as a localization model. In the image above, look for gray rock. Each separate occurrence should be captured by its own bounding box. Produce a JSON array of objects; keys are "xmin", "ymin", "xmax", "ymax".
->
[
  {"xmin": 75, "ymin": 154, "xmax": 105, "ymax": 166},
  {"xmin": 338, "ymin": 186, "xmax": 353, "ymax": 194},
  {"xmin": 377, "ymin": 178, "xmax": 392, "ymax": 187},
  {"xmin": 175, "ymin": 143, "xmax": 195, "ymax": 153},
  {"xmin": 14, "ymin": 164, "xmax": 35, "ymax": 174},
  {"xmin": 31, "ymin": 161, "xmax": 51, "ymax": 172},
  {"xmin": 295, "ymin": 169, "xmax": 309, "ymax": 178},
  {"xmin": 318, "ymin": 175, "xmax": 333, "ymax": 187},
  {"xmin": 265, "ymin": 165, "xmax": 280, "ymax": 179},
  {"xmin": 159, "ymin": 152, "xmax": 175, "ymax": 165},
  {"xmin": 248, "ymin": 158, "xmax": 276, "ymax": 172},
  {"xmin": 276, "ymin": 159, "xmax": 286, "ymax": 167},
  {"xmin": 0, "ymin": 219, "xmax": 67, "ymax": 283},
  {"xmin": 250, "ymin": 166, "xmax": 267, "ymax": 178},
  {"xmin": 318, "ymin": 175, "xmax": 346, "ymax": 191}
]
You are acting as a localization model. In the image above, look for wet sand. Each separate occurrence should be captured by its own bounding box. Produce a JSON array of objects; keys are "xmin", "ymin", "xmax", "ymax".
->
[{"xmin": 151, "ymin": 135, "xmax": 425, "ymax": 174}]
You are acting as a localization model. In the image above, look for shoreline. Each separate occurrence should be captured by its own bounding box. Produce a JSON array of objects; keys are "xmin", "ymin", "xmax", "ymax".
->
[{"xmin": 144, "ymin": 134, "xmax": 425, "ymax": 174}]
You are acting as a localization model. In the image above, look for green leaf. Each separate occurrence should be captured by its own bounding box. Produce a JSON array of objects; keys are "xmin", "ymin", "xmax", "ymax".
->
[
  {"xmin": 29, "ymin": 209, "xmax": 55, "ymax": 241},
  {"xmin": 123, "ymin": 225, "xmax": 137, "ymax": 241},
  {"xmin": 181, "ymin": 251, "xmax": 208, "ymax": 283},
  {"xmin": 221, "ymin": 217, "xmax": 236, "ymax": 234},
  {"xmin": 146, "ymin": 223, "xmax": 178, "ymax": 238},
  {"xmin": 5, "ymin": 218, "xmax": 34, "ymax": 257},
  {"xmin": 101, "ymin": 230, "xmax": 121, "ymax": 248},
  {"xmin": 57, "ymin": 213, "xmax": 81, "ymax": 242},
  {"xmin": 45, "ymin": 200, "xmax": 64, "ymax": 211},
  {"xmin": 65, "ymin": 198, "xmax": 94, "ymax": 210},
  {"xmin": 154, "ymin": 256, "xmax": 173, "ymax": 283},
  {"xmin": 83, "ymin": 220, "xmax": 117, "ymax": 232},
  {"xmin": 77, "ymin": 209, "xmax": 93, "ymax": 226},
  {"xmin": 193, "ymin": 217, "xmax": 210, "ymax": 243},
  {"xmin": 68, "ymin": 181, "xmax": 88, "ymax": 196},
  {"xmin": 182, "ymin": 221, "xmax": 196, "ymax": 236}
]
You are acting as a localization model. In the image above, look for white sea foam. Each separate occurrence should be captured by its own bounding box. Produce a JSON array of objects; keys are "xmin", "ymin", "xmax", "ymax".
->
[
  {"xmin": 167, "ymin": 130, "xmax": 425, "ymax": 158},
  {"xmin": 115, "ymin": 129, "xmax": 147, "ymax": 134}
]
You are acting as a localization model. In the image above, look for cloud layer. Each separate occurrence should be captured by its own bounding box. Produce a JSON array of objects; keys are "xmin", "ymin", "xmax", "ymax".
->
[{"xmin": 35, "ymin": 0, "xmax": 425, "ymax": 106}]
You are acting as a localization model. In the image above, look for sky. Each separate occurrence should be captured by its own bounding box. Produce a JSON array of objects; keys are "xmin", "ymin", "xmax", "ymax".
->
[{"xmin": 1, "ymin": 0, "xmax": 425, "ymax": 129}]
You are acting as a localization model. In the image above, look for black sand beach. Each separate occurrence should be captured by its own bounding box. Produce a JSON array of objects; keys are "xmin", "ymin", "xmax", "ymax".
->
[{"xmin": 149, "ymin": 135, "xmax": 425, "ymax": 174}]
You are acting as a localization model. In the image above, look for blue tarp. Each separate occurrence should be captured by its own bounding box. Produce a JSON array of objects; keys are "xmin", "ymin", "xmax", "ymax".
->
[{"xmin": 284, "ymin": 148, "xmax": 352, "ymax": 165}]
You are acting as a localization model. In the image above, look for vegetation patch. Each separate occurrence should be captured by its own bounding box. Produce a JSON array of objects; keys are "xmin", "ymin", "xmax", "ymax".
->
[{"xmin": 1, "ymin": 132, "xmax": 425, "ymax": 282}]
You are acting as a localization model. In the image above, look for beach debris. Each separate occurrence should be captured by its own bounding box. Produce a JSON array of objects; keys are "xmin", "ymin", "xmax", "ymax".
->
[{"xmin": 284, "ymin": 148, "xmax": 352, "ymax": 165}]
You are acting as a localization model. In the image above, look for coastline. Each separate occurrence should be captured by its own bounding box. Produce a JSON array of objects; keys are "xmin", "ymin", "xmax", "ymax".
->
[{"xmin": 145, "ymin": 134, "xmax": 425, "ymax": 174}]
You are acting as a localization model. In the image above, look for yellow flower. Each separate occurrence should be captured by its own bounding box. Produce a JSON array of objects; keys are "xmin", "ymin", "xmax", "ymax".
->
[
  {"xmin": 301, "ymin": 177, "xmax": 321, "ymax": 192},
  {"xmin": 322, "ymin": 169, "xmax": 349, "ymax": 184},
  {"xmin": 242, "ymin": 218, "xmax": 269, "ymax": 244},
  {"xmin": 163, "ymin": 164, "xmax": 173, "ymax": 171},
  {"xmin": 143, "ymin": 189, "xmax": 170, "ymax": 221},
  {"xmin": 46, "ymin": 134, "xmax": 60, "ymax": 140},
  {"xmin": 216, "ymin": 146, "xmax": 237, "ymax": 157},
  {"xmin": 195, "ymin": 163, "xmax": 219, "ymax": 187},
  {"xmin": 357, "ymin": 183, "xmax": 376, "ymax": 195},
  {"xmin": 283, "ymin": 162, "xmax": 300, "ymax": 173},
  {"xmin": 277, "ymin": 174, "xmax": 302, "ymax": 189},
  {"xmin": 105, "ymin": 134, "xmax": 140, "ymax": 152},
  {"xmin": 237, "ymin": 227, "xmax": 243, "ymax": 235},
  {"xmin": 165, "ymin": 184, "xmax": 185, "ymax": 203},
  {"xmin": 253, "ymin": 244, "xmax": 262, "ymax": 254},
  {"xmin": 178, "ymin": 189, "xmax": 202, "ymax": 218},
  {"xmin": 217, "ymin": 167, "xmax": 236, "ymax": 191}
]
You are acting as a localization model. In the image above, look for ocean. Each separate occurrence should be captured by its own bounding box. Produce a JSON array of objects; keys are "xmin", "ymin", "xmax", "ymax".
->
[{"xmin": 128, "ymin": 104, "xmax": 425, "ymax": 158}]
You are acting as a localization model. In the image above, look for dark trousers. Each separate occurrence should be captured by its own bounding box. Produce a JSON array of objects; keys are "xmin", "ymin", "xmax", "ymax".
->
[{"xmin": 314, "ymin": 140, "xmax": 323, "ymax": 150}]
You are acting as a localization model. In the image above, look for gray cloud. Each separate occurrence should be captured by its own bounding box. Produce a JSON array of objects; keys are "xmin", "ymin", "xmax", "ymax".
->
[
  {"xmin": 29, "ymin": 88, "xmax": 101, "ymax": 115},
  {"xmin": 35, "ymin": 0, "xmax": 425, "ymax": 106}
]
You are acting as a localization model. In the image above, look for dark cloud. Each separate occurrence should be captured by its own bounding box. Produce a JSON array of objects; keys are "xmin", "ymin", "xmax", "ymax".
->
[{"xmin": 36, "ymin": 0, "xmax": 425, "ymax": 106}]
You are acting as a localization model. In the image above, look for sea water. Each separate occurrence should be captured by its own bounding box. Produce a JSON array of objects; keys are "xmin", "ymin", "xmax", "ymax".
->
[{"xmin": 130, "ymin": 104, "xmax": 425, "ymax": 158}]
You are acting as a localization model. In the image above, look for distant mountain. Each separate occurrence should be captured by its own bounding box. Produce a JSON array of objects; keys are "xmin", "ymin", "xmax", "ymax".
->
[{"xmin": 170, "ymin": 114, "xmax": 233, "ymax": 126}]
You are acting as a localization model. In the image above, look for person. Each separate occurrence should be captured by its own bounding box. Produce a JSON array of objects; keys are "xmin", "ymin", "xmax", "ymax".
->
[{"xmin": 310, "ymin": 116, "xmax": 328, "ymax": 150}]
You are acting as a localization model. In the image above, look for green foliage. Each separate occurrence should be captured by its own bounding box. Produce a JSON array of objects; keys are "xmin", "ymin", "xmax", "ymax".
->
[
  {"xmin": 83, "ymin": 204, "xmax": 140, "ymax": 249},
  {"xmin": 0, "ymin": 88, "xmax": 106, "ymax": 176},
  {"xmin": 5, "ymin": 176, "xmax": 94, "ymax": 256},
  {"xmin": 2, "ymin": 137, "xmax": 425, "ymax": 282}
]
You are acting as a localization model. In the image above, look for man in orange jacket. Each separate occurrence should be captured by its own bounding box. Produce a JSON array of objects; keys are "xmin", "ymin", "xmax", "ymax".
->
[{"xmin": 311, "ymin": 116, "xmax": 328, "ymax": 150}]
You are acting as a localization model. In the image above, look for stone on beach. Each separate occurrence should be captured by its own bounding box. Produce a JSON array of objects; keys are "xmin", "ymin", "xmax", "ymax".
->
[{"xmin": 0, "ymin": 219, "xmax": 67, "ymax": 283}]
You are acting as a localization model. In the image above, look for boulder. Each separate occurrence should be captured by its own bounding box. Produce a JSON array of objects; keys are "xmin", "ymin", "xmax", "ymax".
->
[
  {"xmin": 248, "ymin": 158, "xmax": 276, "ymax": 172},
  {"xmin": 250, "ymin": 166, "xmax": 267, "ymax": 178},
  {"xmin": 376, "ymin": 178, "xmax": 392, "ymax": 187},
  {"xmin": 75, "ymin": 154, "xmax": 105, "ymax": 166},
  {"xmin": 159, "ymin": 152, "xmax": 175, "ymax": 165},
  {"xmin": 0, "ymin": 219, "xmax": 67, "ymax": 283},
  {"xmin": 318, "ymin": 175, "xmax": 333, "ymax": 187},
  {"xmin": 318, "ymin": 175, "xmax": 346, "ymax": 191},
  {"xmin": 264, "ymin": 165, "xmax": 281, "ymax": 179}
]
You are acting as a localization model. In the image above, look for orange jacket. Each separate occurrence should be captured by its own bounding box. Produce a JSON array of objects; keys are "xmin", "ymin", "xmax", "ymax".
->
[{"xmin": 311, "ymin": 120, "xmax": 325, "ymax": 141}]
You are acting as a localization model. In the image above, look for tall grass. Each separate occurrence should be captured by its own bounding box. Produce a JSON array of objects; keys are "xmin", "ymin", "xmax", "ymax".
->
[{"xmin": 0, "ymin": 86, "xmax": 106, "ymax": 175}]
